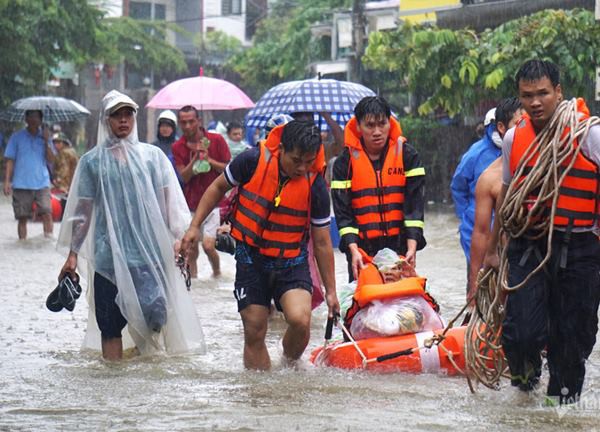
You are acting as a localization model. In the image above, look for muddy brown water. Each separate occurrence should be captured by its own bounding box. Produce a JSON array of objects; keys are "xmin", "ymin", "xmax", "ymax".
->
[{"xmin": 0, "ymin": 195, "xmax": 599, "ymax": 431}]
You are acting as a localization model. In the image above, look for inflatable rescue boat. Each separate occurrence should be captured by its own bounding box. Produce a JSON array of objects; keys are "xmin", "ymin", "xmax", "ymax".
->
[{"xmin": 310, "ymin": 249, "xmax": 466, "ymax": 375}]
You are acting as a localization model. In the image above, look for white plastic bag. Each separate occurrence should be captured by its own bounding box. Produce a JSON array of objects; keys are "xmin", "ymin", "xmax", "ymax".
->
[{"xmin": 350, "ymin": 295, "xmax": 444, "ymax": 340}]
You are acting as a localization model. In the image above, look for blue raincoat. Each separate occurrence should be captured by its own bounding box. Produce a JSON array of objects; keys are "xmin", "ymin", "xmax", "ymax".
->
[{"xmin": 450, "ymin": 123, "xmax": 500, "ymax": 265}]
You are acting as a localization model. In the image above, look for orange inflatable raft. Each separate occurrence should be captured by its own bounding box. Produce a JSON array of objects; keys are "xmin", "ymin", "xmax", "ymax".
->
[
  {"xmin": 310, "ymin": 325, "xmax": 466, "ymax": 375},
  {"xmin": 311, "ymin": 249, "xmax": 467, "ymax": 374}
]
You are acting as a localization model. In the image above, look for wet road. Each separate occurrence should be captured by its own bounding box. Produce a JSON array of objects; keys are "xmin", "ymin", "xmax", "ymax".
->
[{"xmin": 1, "ymin": 195, "xmax": 599, "ymax": 431}]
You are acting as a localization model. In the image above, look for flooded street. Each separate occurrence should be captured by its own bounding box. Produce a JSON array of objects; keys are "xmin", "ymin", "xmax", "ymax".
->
[{"xmin": 1, "ymin": 195, "xmax": 599, "ymax": 431}]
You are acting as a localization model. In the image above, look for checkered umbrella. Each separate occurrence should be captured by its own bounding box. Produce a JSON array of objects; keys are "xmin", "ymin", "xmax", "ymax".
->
[
  {"xmin": 245, "ymin": 78, "xmax": 376, "ymax": 131},
  {"xmin": 0, "ymin": 96, "xmax": 91, "ymax": 123}
]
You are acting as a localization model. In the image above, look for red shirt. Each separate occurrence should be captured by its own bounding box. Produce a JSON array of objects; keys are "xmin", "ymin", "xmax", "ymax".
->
[{"xmin": 172, "ymin": 129, "xmax": 231, "ymax": 210}]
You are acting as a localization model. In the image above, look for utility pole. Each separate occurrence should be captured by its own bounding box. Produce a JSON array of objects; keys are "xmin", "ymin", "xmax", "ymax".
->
[{"xmin": 350, "ymin": 0, "xmax": 366, "ymax": 83}]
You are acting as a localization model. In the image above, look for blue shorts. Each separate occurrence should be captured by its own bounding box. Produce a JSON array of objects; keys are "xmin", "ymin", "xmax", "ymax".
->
[{"xmin": 233, "ymin": 260, "xmax": 313, "ymax": 312}]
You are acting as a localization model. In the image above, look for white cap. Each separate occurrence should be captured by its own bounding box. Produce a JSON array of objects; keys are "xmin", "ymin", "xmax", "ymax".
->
[
  {"xmin": 102, "ymin": 90, "xmax": 139, "ymax": 115},
  {"xmin": 483, "ymin": 108, "xmax": 496, "ymax": 126},
  {"xmin": 158, "ymin": 110, "xmax": 177, "ymax": 125}
]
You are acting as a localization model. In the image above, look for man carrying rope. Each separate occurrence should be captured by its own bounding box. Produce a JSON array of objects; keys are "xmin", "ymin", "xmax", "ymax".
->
[{"xmin": 486, "ymin": 60, "xmax": 600, "ymax": 404}]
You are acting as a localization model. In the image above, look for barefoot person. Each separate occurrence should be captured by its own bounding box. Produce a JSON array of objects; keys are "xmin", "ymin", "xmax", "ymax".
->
[
  {"xmin": 57, "ymin": 90, "xmax": 205, "ymax": 360},
  {"xmin": 180, "ymin": 120, "xmax": 340, "ymax": 370}
]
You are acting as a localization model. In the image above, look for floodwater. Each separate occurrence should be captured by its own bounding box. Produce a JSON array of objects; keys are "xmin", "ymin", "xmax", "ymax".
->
[{"xmin": 1, "ymin": 195, "xmax": 599, "ymax": 432}]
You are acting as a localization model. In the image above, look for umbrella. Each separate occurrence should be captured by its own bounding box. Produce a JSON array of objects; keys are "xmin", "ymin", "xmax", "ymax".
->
[
  {"xmin": 244, "ymin": 78, "xmax": 376, "ymax": 130},
  {"xmin": 146, "ymin": 76, "xmax": 255, "ymax": 110},
  {"xmin": 0, "ymin": 96, "xmax": 91, "ymax": 123}
]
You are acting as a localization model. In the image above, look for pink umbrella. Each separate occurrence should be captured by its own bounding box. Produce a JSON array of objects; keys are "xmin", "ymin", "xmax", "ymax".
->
[{"xmin": 146, "ymin": 76, "xmax": 254, "ymax": 110}]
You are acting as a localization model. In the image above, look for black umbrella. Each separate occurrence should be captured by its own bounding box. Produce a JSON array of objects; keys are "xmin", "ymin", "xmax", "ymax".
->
[{"xmin": 0, "ymin": 96, "xmax": 91, "ymax": 123}]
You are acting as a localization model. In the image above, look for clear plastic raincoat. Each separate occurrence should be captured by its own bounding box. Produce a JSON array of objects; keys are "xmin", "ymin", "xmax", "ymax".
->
[{"xmin": 57, "ymin": 90, "xmax": 205, "ymax": 356}]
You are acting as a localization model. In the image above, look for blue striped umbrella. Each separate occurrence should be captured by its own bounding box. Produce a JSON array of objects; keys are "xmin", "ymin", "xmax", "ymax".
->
[
  {"xmin": 245, "ymin": 78, "xmax": 376, "ymax": 131},
  {"xmin": 0, "ymin": 96, "xmax": 90, "ymax": 123}
]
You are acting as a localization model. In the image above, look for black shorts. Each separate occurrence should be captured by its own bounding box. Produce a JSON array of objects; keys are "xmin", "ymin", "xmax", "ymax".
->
[
  {"xmin": 233, "ymin": 260, "xmax": 313, "ymax": 312},
  {"xmin": 94, "ymin": 272, "xmax": 127, "ymax": 339},
  {"xmin": 94, "ymin": 268, "xmax": 167, "ymax": 337}
]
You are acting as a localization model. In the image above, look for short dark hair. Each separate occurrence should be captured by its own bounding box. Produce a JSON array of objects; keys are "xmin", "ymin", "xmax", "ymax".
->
[
  {"xmin": 515, "ymin": 59, "xmax": 560, "ymax": 88},
  {"xmin": 178, "ymin": 105, "xmax": 199, "ymax": 118},
  {"xmin": 354, "ymin": 96, "xmax": 391, "ymax": 123},
  {"xmin": 281, "ymin": 120, "xmax": 321, "ymax": 155},
  {"xmin": 226, "ymin": 121, "xmax": 243, "ymax": 133},
  {"xmin": 25, "ymin": 110, "xmax": 43, "ymax": 120},
  {"xmin": 495, "ymin": 97, "xmax": 521, "ymax": 126}
]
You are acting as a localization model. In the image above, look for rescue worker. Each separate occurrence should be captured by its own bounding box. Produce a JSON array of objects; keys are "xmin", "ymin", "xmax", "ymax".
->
[
  {"xmin": 487, "ymin": 59, "xmax": 600, "ymax": 404},
  {"xmin": 331, "ymin": 96, "xmax": 426, "ymax": 282},
  {"xmin": 180, "ymin": 120, "xmax": 340, "ymax": 370},
  {"xmin": 451, "ymin": 98, "xmax": 522, "ymax": 290}
]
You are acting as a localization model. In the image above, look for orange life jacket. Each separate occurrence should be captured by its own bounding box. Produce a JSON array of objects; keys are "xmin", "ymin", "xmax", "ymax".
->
[
  {"xmin": 509, "ymin": 98, "xmax": 599, "ymax": 229},
  {"xmin": 343, "ymin": 249, "xmax": 439, "ymax": 331},
  {"xmin": 230, "ymin": 124, "xmax": 324, "ymax": 258},
  {"xmin": 345, "ymin": 116, "xmax": 407, "ymax": 239}
]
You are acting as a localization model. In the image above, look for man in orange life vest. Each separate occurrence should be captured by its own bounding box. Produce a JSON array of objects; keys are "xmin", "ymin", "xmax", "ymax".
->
[
  {"xmin": 332, "ymin": 96, "xmax": 426, "ymax": 282},
  {"xmin": 180, "ymin": 121, "xmax": 340, "ymax": 370},
  {"xmin": 487, "ymin": 60, "xmax": 600, "ymax": 404}
]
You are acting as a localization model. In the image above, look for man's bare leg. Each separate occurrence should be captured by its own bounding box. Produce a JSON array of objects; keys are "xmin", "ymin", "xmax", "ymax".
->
[
  {"xmin": 17, "ymin": 217, "xmax": 27, "ymax": 240},
  {"xmin": 240, "ymin": 305, "xmax": 270, "ymax": 370},
  {"xmin": 41, "ymin": 213, "xmax": 53, "ymax": 237},
  {"xmin": 279, "ymin": 289, "xmax": 312, "ymax": 362},
  {"xmin": 101, "ymin": 336, "xmax": 123, "ymax": 361},
  {"xmin": 189, "ymin": 239, "xmax": 200, "ymax": 278},
  {"xmin": 202, "ymin": 236, "xmax": 221, "ymax": 277}
]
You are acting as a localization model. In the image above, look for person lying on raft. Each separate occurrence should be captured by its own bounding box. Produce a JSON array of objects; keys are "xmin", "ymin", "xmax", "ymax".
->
[{"xmin": 339, "ymin": 248, "xmax": 443, "ymax": 341}]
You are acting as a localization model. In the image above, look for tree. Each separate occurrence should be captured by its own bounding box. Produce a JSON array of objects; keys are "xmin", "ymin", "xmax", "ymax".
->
[
  {"xmin": 231, "ymin": 0, "xmax": 351, "ymax": 98},
  {"xmin": 95, "ymin": 17, "xmax": 187, "ymax": 78},
  {"xmin": 0, "ymin": 1, "xmax": 187, "ymax": 108},
  {"xmin": 0, "ymin": 0, "xmax": 101, "ymax": 107},
  {"xmin": 363, "ymin": 8, "xmax": 600, "ymax": 117}
]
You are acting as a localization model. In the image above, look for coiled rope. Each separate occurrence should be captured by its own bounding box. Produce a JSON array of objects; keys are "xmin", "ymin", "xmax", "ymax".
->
[
  {"xmin": 465, "ymin": 98, "xmax": 600, "ymax": 390},
  {"xmin": 498, "ymin": 98, "xmax": 600, "ymax": 292},
  {"xmin": 465, "ymin": 268, "xmax": 509, "ymax": 391}
]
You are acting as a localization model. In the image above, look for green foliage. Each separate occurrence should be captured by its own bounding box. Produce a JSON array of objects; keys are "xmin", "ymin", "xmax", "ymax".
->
[
  {"xmin": 196, "ymin": 30, "xmax": 243, "ymax": 66},
  {"xmin": 96, "ymin": 17, "xmax": 187, "ymax": 75},
  {"xmin": 364, "ymin": 8, "xmax": 600, "ymax": 117},
  {"xmin": 231, "ymin": 0, "xmax": 351, "ymax": 98},
  {"xmin": 364, "ymin": 22, "xmax": 480, "ymax": 116},
  {"xmin": 0, "ymin": 1, "xmax": 187, "ymax": 108},
  {"xmin": 0, "ymin": 0, "xmax": 101, "ymax": 106}
]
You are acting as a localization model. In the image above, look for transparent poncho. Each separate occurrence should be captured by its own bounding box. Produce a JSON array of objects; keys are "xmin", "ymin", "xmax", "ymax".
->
[{"xmin": 57, "ymin": 90, "xmax": 206, "ymax": 356}]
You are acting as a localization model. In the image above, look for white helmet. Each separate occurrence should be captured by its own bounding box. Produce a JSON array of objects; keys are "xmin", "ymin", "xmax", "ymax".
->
[{"xmin": 158, "ymin": 110, "xmax": 177, "ymax": 126}]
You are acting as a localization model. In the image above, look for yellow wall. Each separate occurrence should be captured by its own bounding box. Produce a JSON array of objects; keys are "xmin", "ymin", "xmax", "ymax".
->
[{"xmin": 399, "ymin": 0, "xmax": 461, "ymax": 24}]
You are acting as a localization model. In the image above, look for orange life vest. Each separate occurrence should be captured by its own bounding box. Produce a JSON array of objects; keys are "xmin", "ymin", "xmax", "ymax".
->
[
  {"xmin": 509, "ymin": 98, "xmax": 599, "ymax": 229},
  {"xmin": 230, "ymin": 124, "xmax": 323, "ymax": 258},
  {"xmin": 343, "ymin": 249, "xmax": 439, "ymax": 331},
  {"xmin": 345, "ymin": 116, "xmax": 407, "ymax": 239}
]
